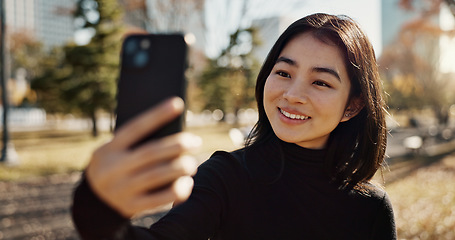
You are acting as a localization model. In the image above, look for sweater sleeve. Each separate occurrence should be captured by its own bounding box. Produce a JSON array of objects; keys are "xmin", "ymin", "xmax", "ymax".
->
[
  {"xmin": 71, "ymin": 152, "xmax": 238, "ymax": 240},
  {"xmin": 370, "ymin": 192, "xmax": 397, "ymax": 240},
  {"xmin": 71, "ymin": 175, "xmax": 156, "ymax": 240},
  {"xmin": 145, "ymin": 151, "xmax": 240, "ymax": 239}
]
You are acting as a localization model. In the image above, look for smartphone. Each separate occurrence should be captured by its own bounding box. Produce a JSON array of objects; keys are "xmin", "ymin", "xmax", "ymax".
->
[{"xmin": 115, "ymin": 34, "xmax": 188, "ymax": 147}]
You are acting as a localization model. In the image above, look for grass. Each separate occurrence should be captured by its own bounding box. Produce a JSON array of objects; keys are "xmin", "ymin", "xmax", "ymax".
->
[
  {"xmin": 1, "ymin": 126, "xmax": 454, "ymax": 239},
  {"xmin": 0, "ymin": 124, "xmax": 237, "ymax": 181},
  {"xmin": 383, "ymin": 154, "xmax": 455, "ymax": 240},
  {"xmin": 0, "ymin": 130, "xmax": 112, "ymax": 181}
]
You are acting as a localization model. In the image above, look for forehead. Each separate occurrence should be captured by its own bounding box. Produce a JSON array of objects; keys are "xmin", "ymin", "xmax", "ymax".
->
[
  {"xmin": 278, "ymin": 32, "xmax": 349, "ymax": 79},
  {"xmin": 281, "ymin": 32, "xmax": 345, "ymax": 63}
]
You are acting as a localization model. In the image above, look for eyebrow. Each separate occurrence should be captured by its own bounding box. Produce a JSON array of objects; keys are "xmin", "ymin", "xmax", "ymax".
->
[
  {"xmin": 313, "ymin": 67, "xmax": 341, "ymax": 82},
  {"xmin": 276, "ymin": 56, "xmax": 297, "ymax": 66},
  {"xmin": 275, "ymin": 56, "xmax": 341, "ymax": 82}
]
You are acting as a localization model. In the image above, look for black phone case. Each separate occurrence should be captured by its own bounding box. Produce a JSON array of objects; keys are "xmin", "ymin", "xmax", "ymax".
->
[{"xmin": 115, "ymin": 34, "xmax": 187, "ymax": 147}]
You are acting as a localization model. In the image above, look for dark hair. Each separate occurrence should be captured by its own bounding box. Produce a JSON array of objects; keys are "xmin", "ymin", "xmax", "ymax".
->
[{"xmin": 246, "ymin": 13, "xmax": 388, "ymax": 189}]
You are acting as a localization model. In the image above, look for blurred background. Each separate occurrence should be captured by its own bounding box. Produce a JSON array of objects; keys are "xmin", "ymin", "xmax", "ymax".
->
[{"xmin": 0, "ymin": 0, "xmax": 454, "ymax": 239}]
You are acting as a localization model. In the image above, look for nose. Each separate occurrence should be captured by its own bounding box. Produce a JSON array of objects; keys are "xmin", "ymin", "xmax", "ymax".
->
[{"xmin": 283, "ymin": 81, "xmax": 308, "ymax": 104}]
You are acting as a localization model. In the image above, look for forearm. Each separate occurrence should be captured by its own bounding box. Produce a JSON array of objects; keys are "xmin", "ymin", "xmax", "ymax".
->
[{"xmin": 71, "ymin": 176, "xmax": 155, "ymax": 240}]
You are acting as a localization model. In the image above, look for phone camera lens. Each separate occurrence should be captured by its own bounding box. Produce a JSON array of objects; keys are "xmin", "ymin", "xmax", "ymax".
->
[
  {"xmin": 140, "ymin": 39, "xmax": 150, "ymax": 49},
  {"xmin": 125, "ymin": 39, "xmax": 138, "ymax": 55},
  {"xmin": 134, "ymin": 51, "xmax": 148, "ymax": 68}
]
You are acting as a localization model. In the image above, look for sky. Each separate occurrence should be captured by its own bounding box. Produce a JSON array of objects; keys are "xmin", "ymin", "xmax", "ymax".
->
[
  {"xmin": 204, "ymin": 0, "xmax": 382, "ymax": 58},
  {"xmin": 289, "ymin": 0, "xmax": 382, "ymax": 54}
]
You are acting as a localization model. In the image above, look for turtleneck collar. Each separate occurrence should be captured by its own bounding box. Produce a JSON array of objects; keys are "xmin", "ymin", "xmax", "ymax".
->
[
  {"xmin": 243, "ymin": 134, "xmax": 327, "ymax": 184},
  {"xmin": 279, "ymin": 138, "xmax": 326, "ymax": 167}
]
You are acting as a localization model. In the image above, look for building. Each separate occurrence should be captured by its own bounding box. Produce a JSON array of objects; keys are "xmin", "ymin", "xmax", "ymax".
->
[
  {"xmin": 251, "ymin": 16, "xmax": 295, "ymax": 63},
  {"xmin": 5, "ymin": 0, "xmax": 76, "ymax": 49}
]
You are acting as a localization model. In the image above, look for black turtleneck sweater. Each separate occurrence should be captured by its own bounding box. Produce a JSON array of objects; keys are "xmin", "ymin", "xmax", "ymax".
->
[{"xmin": 72, "ymin": 136, "xmax": 397, "ymax": 240}]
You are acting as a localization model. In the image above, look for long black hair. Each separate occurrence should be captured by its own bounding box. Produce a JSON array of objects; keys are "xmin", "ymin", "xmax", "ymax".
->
[{"xmin": 245, "ymin": 13, "xmax": 388, "ymax": 189}]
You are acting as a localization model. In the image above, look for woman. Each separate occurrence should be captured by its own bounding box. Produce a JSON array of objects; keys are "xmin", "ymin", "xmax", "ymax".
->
[{"xmin": 72, "ymin": 13, "xmax": 396, "ymax": 239}]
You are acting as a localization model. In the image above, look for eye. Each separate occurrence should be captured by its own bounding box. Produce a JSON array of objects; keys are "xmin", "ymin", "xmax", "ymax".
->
[
  {"xmin": 276, "ymin": 71, "xmax": 291, "ymax": 78},
  {"xmin": 313, "ymin": 80, "xmax": 331, "ymax": 88}
]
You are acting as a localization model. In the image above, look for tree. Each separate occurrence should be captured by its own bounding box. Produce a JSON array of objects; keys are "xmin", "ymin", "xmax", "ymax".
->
[
  {"xmin": 31, "ymin": 47, "xmax": 71, "ymax": 113},
  {"xmin": 32, "ymin": 0, "xmax": 124, "ymax": 136},
  {"xmin": 198, "ymin": 27, "xmax": 260, "ymax": 123},
  {"xmin": 67, "ymin": 0, "xmax": 124, "ymax": 137},
  {"xmin": 380, "ymin": 36, "xmax": 451, "ymax": 120},
  {"xmin": 8, "ymin": 32, "xmax": 47, "ymax": 106},
  {"xmin": 68, "ymin": 0, "xmax": 124, "ymax": 136},
  {"xmin": 379, "ymin": 0, "xmax": 455, "ymax": 125},
  {"xmin": 9, "ymin": 33, "xmax": 44, "ymax": 80}
]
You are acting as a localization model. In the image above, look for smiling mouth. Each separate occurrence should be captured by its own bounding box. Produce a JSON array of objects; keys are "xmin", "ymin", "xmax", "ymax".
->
[{"xmin": 279, "ymin": 108, "xmax": 310, "ymax": 120}]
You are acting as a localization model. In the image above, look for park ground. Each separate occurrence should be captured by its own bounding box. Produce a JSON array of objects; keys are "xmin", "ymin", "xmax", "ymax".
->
[{"xmin": 0, "ymin": 126, "xmax": 454, "ymax": 239}]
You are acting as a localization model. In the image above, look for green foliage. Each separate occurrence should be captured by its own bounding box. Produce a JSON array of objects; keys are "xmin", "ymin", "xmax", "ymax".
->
[
  {"xmin": 198, "ymin": 28, "xmax": 260, "ymax": 119},
  {"xmin": 32, "ymin": 0, "xmax": 124, "ymax": 136},
  {"xmin": 31, "ymin": 47, "xmax": 71, "ymax": 113},
  {"xmin": 68, "ymin": 0, "xmax": 124, "ymax": 136}
]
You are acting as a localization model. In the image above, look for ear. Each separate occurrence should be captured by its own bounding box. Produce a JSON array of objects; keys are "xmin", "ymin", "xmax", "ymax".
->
[{"xmin": 341, "ymin": 96, "xmax": 364, "ymax": 122}]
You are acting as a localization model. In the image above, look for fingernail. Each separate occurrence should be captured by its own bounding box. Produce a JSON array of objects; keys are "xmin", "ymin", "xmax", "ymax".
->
[
  {"xmin": 170, "ymin": 97, "xmax": 184, "ymax": 111},
  {"xmin": 173, "ymin": 176, "xmax": 194, "ymax": 200},
  {"xmin": 180, "ymin": 156, "xmax": 198, "ymax": 175}
]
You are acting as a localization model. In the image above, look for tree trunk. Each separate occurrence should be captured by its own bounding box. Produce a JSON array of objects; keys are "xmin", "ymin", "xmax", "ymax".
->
[{"xmin": 90, "ymin": 110, "xmax": 98, "ymax": 137}]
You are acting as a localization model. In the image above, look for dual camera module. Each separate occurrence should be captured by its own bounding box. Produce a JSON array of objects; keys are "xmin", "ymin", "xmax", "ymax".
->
[
  {"xmin": 122, "ymin": 33, "xmax": 194, "ymax": 70},
  {"xmin": 123, "ymin": 37, "xmax": 152, "ymax": 69}
]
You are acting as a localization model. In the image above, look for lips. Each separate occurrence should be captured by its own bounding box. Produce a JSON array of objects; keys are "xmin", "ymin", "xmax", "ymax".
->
[{"xmin": 279, "ymin": 108, "xmax": 310, "ymax": 120}]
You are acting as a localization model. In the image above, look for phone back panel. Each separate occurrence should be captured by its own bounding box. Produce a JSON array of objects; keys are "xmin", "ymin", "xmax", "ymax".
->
[{"xmin": 115, "ymin": 34, "xmax": 187, "ymax": 145}]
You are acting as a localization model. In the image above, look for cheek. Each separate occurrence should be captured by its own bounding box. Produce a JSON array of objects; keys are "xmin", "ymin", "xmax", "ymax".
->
[
  {"xmin": 327, "ymin": 97, "xmax": 347, "ymax": 117},
  {"xmin": 263, "ymin": 77, "xmax": 277, "ymax": 117},
  {"xmin": 263, "ymin": 77, "xmax": 280, "ymax": 100},
  {"xmin": 263, "ymin": 77, "xmax": 273, "ymax": 104},
  {"xmin": 317, "ymin": 94, "xmax": 349, "ymax": 117}
]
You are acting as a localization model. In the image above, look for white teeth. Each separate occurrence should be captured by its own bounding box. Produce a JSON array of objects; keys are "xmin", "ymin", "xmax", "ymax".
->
[{"xmin": 280, "ymin": 109, "xmax": 309, "ymax": 120}]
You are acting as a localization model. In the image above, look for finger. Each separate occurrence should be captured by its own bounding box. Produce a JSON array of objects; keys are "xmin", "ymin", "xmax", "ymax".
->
[
  {"xmin": 172, "ymin": 176, "xmax": 195, "ymax": 206},
  {"xmin": 88, "ymin": 157, "xmax": 196, "ymax": 218},
  {"xmin": 124, "ymin": 133, "xmax": 201, "ymax": 173},
  {"xmin": 121, "ymin": 155, "xmax": 198, "ymax": 195},
  {"xmin": 111, "ymin": 97, "xmax": 184, "ymax": 150},
  {"xmin": 130, "ymin": 176, "xmax": 194, "ymax": 214},
  {"xmin": 173, "ymin": 176, "xmax": 195, "ymax": 202}
]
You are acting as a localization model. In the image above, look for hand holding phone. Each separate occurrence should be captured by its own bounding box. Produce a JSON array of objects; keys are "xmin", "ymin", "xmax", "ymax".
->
[{"xmin": 84, "ymin": 34, "xmax": 201, "ymax": 218}]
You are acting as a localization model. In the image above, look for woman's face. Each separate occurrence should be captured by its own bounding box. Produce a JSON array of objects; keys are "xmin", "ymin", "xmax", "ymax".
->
[{"xmin": 263, "ymin": 32, "xmax": 354, "ymax": 149}]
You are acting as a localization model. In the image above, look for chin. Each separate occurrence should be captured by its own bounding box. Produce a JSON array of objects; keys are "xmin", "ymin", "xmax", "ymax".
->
[{"xmin": 273, "ymin": 131, "xmax": 301, "ymax": 144}]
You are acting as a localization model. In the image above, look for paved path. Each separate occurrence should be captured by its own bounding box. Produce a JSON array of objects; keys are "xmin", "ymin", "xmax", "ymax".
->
[
  {"xmin": 0, "ymin": 174, "xmax": 81, "ymax": 239},
  {"xmin": 0, "ymin": 173, "xmax": 168, "ymax": 240}
]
